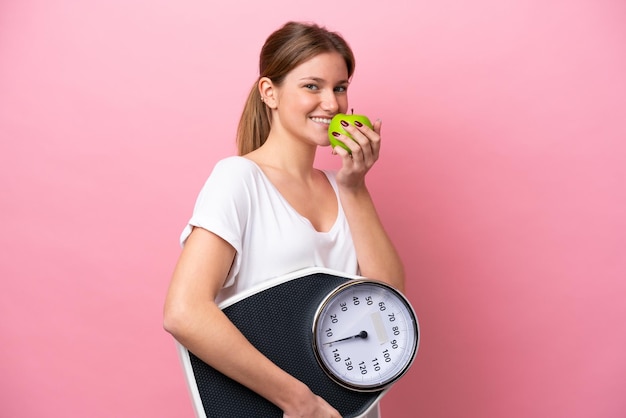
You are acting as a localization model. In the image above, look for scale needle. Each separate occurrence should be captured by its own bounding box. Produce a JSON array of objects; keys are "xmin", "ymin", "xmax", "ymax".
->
[{"xmin": 323, "ymin": 330, "xmax": 368, "ymax": 346}]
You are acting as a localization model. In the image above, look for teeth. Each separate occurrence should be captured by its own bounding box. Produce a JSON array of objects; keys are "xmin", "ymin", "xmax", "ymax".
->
[{"xmin": 311, "ymin": 117, "xmax": 332, "ymax": 124}]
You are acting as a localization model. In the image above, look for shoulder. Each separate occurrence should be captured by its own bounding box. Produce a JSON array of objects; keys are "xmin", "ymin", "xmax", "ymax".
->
[
  {"xmin": 189, "ymin": 157, "xmax": 261, "ymax": 228},
  {"xmin": 204, "ymin": 156, "xmax": 263, "ymax": 187},
  {"xmin": 194, "ymin": 156, "xmax": 260, "ymax": 202},
  {"xmin": 212, "ymin": 156, "xmax": 258, "ymax": 176}
]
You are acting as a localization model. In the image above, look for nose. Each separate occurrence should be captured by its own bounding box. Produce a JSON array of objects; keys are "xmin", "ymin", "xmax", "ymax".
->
[{"xmin": 320, "ymin": 90, "xmax": 339, "ymax": 113}]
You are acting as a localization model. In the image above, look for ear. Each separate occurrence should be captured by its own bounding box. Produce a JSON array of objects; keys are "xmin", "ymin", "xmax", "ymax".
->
[{"xmin": 259, "ymin": 77, "xmax": 278, "ymax": 109}]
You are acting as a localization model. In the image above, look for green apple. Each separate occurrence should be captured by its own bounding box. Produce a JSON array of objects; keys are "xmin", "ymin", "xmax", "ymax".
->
[{"xmin": 328, "ymin": 112, "xmax": 373, "ymax": 153}]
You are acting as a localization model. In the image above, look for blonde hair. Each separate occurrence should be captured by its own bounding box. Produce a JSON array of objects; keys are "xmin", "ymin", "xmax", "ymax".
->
[{"xmin": 236, "ymin": 22, "xmax": 355, "ymax": 155}]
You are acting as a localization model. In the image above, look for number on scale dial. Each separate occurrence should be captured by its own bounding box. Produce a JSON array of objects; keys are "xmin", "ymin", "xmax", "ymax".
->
[{"xmin": 312, "ymin": 280, "xmax": 419, "ymax": 392}]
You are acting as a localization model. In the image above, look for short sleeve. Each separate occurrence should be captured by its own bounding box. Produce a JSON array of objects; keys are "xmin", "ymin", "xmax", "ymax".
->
[{"xmin": 179, "ymin": 158, "xmax": 251, "ymax": 287}]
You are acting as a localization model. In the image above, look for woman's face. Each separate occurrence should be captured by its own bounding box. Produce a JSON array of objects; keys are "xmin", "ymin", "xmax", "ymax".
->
[{"xmin": 271, "ymin": 52, "xmax": 350, "ymax": 148}]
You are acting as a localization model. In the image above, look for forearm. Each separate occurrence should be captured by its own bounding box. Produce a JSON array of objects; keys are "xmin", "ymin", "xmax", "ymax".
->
[
  {"xmin": 339, "ymin": 185, "xmax": 405, "ymax": 292},
  {"xmin": 167, "ymin": 301, "xmax": 308, "ymax": 412}
]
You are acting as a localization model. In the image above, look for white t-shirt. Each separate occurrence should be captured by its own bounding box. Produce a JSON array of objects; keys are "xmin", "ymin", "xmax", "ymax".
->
[
  {"xmin": 180, "ymin": 156, "xmax": 359, "ymax": 304},
  {"xmin": 180, "ymin": 156, "xmax": 381, "ymax": 418}
]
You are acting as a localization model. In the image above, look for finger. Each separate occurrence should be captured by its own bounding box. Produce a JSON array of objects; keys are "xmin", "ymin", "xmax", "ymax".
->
[
  {"xmin": 341, "ymin": 120, "xmax": 371, "ymax": 145},
  {"xmin": 331, "ymin": 140, "xmax": 355, "ymax": 163},
  {"xmin": 351, "ymin": 119, "xmax": 381, "ymax": 161},
  {"xmin": 338, "ymin": 134, "xmax": 367, "ymax": 168},
  {"xmin": 330, "ymin": 130, "xmax": 359, "ymax": 157},
  {"xmin": 371, "ymin": 119, "xmax": 382, "ymax": 156},
  {"xmin": 339, "ymin": 122, "xmax": 374, "ymax": 162},
  {"xmin": 373, "ymin": 118, "xmax": 382, "ymax": 135},
  {"xmin": 354, "ymin": 118, "xmax": 381, "ymax": 161}
]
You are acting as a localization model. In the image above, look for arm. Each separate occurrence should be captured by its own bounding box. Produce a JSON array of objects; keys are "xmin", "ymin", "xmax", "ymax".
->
[
  {"xmin": 332, "ymin": 119, "xmax": 405, "ymax": 292},
  {"xmin": 163, "ymin": 227, "xmax": 340, "ymax": 417}
]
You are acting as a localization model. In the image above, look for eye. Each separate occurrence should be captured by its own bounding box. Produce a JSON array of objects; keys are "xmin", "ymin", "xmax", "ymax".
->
[
  {"xmin": 334, "ymin": 85, "xmax": 348, "ymax": 93},
  {"xmin": 304, "ymin": 84, "xmax": 319, "ymax": 90}
]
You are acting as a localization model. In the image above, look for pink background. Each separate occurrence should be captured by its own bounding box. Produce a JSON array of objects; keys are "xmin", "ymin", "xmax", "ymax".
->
[{"xmin": 1, "ymin": 0, "xmax": 625, "ymax": 417}]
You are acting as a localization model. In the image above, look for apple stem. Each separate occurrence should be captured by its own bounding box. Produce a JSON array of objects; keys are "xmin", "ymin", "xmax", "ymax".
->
[{"xmin": 351, "ymin": 108, "xmax": 354, "ymax": 114}]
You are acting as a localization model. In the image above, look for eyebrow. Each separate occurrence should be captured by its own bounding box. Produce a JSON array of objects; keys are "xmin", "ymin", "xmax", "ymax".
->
[{"xmin": 300, "ymin": 77, "xmax": 350, "ymax": 85}]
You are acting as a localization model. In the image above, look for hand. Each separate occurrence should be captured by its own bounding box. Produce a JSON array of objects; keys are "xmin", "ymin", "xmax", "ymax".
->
[
  {"xmin": 332, "ymin": 118, "xmax": 382, "ymax": 190},
  {"xmin": 282, "ymin": 389, "xmax": 341, "ymax": 418}
]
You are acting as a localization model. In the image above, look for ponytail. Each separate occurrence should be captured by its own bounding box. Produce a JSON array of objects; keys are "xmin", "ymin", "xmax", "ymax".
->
[{"xmin": 236, "ymin": 81, "xmax": 271, "ymax": 155}]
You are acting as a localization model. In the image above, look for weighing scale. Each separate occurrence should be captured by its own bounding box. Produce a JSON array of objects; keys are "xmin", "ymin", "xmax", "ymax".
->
[{"xmin": 176, "ymin": 267, "xmax": 420, "ymax": 417}]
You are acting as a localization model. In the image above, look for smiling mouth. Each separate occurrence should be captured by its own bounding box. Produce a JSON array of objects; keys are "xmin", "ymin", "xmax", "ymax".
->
[{"xmin": 310, "ymin": 116, "xmax": 332, "ymax": 125}]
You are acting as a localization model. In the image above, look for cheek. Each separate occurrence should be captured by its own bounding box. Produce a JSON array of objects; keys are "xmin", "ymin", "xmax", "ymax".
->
[
  {"xmin": 338, "ymin": 96, "xmax": 349, "ymax": 113},
  {"xmin": 292, "ymin": 94, "xmax": 315, "ymax": 109}
]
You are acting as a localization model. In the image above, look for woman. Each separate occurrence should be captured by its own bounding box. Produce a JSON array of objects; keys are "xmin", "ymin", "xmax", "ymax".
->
[{"xmin": 164, "ymin": 21, "xmax": 404, "ymax": 418}]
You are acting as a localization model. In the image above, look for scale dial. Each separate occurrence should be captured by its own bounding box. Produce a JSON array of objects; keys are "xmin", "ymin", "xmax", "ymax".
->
[{"xmin": 312, "ymin": 280, "xmax": 419, "ymax": 392}]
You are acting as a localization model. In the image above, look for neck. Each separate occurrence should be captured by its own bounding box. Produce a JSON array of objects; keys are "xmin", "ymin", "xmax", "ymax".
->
[{"xmin": 252, "ymin": 131, "xmax": 319, "ymax": 180}]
